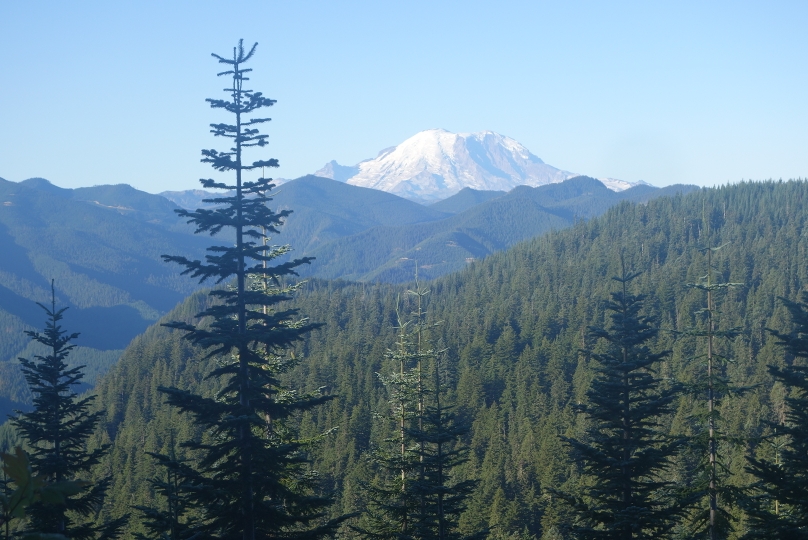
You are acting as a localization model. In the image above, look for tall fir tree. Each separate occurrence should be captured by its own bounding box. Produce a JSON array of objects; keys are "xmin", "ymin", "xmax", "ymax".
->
[
  {"xmin": 682, "ymin": 239, "xmax": 744, "ymax": 540},
  {"xmin": 159, "ymin": 40, "xmax": 346, "ymax": 539},
  {"xmin": 743, "ymin": 292, "xmax": 808, "ymax": 538},
  {"xmin": 12, "ymin": 282, "xmax": 126, "ymax": 539},
  {"xmin": 406, "ymin": 281, "xmax": 481, "ymax": 540},
  {"xmin": 556, "ymin": 266, "xmax": 682, "ymax": 540}
]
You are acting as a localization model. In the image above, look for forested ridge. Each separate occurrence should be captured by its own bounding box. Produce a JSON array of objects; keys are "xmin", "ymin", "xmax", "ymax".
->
[{"xmin": 65, "ymin": 179, "xmax": 808, "ymax": 538}]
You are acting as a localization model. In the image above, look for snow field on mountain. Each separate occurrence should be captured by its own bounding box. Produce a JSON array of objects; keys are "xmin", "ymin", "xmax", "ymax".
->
[{"xmin": 315, "ymin": 128, "xmax": 640, "ymax": 201}]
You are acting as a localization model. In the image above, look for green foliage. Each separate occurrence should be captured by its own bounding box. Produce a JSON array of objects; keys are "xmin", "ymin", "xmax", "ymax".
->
[
  {"xmin": 0, "ymin": 170, "xmax": 693, "ymax": 416},
  {"xmin": 354, "ymin": 302, "xmax": 425, "ymax": 539},
  {"xmin": 355, "ymin": 280, "xmax": 481, "ymax": 540},
  {"xmin": 678, "ymin": 238, "xmax": 747, "ymax": 539},
  {"xmin": 85, "ymin": 291, "xmax": 218, "ymax": 537},
  {"xmin": 0, "ymin": 175, "xmax": 217, "ymax": 417},
  {"xmin": 0, "ymin": 177, "xmax": 213, "ymax": 358},
  {"xmin": 284, "ymin": 180, "xmax": 807, "ymax": 538},
  {"xmin": 131, "ymin": 450, "xmax": 199, "ymax": 540},
  {"xmin": 0, "ymin": 446, "xmax": 89, "ymax": 540},
  {"xmin": 406, "ymin": 285, "xmax": 482, "ymax": 540}
]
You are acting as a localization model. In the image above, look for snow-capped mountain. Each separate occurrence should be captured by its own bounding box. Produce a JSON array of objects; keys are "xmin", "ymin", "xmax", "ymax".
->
[{"xmin": 313, "ymin": 129, "xmax": 638, "ymax": 202}]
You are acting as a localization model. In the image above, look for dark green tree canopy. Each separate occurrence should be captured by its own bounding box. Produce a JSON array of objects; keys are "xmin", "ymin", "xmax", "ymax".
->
[
  {"xmin": 354, "ymin": 282, "xmax": 481, "ymax": 540},
  {"xmin": 78, "ymin": 179, "xmax": 808, "ymax": 537}
]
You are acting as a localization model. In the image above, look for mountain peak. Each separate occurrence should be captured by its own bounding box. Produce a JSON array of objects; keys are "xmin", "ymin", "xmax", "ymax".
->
[
  {"xmin": 313, "ymin": 130, "xmax": 586, "ymax": 202},
  {"xmin": 20, "ymin": 177, "xmax": 72, "ymax": 197},
  {"xmin": 348, "ymin": 129, "xmax": 576, "ymax": 202},
  {"xmin": 312, "ymin": 129, "xmax": 646, "ymax": 202},
  {"xmin": 312, "ymin": 160, "xmax": 359, "ymax": 183}
]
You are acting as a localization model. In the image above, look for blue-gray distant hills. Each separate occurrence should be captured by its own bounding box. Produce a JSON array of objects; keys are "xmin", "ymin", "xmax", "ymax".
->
[
  {"xmin": 0, "ymin": 173, "xmax": 695, "ymax": 417},
  {"xmin": 162, "ymin": 175, "xmax": 697, "ymax": 282},
  {"xmin": 278, "ymin": 176, "xmax": 697, "ymax": 282},
  {"xmin": 0, "ymin": 176, "xmax": 218, "ymax": 418}
]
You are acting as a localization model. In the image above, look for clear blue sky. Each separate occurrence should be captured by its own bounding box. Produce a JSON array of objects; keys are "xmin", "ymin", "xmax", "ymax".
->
[{"xmin": 2, "ymin": 1, "xmax": 807, "ymax": 193}]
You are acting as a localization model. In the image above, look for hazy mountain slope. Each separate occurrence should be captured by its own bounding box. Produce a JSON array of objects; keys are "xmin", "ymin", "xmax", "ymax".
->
[
  {"xmin": 312, "ymin": 160, "xmax": 360, "ymax": 183},
  {"xmin": 0, "ymin": 175, "xmax": 696, "ymax": 419},
  {"xmin": 0, "ymin": 178, "xmax": 207, "ymax": 347},
  {"xmin": 21, "ymin": 178, "xmax": 198, "ymax": 234},
  {"xmin": 83, "ymin": 180, "xmax": 808, "ymax": 537},
  {"xmin": 302, "ymin": 194, "xmax": 571, "ymax": 282},
  {"xmin": 0, "ymin": 175, "xmax": 453, "ymax": 417},
  {"xmin": 0, "ymin": 177, "xmax": 216, "ymax": 417},
  {"xmin": 158, "ymin": 176, "xmax": 694, "ymax": 283},
  {"xmin": 158, "ymin": 189, "xmax": 224, "ymax": 210},
  {"xmin": 70, "ymin": 183, "xmax": 194, "ymax": 233},
  {"xmin": 269, "ymin": 175, "xmax": 450, "ymax": 252},
  {"xmin": 0, "ymin": 174, "xmax": 445, "ymax": 359},
  {"xmin": 161, "ymin": 175, "xmax": 450, "ymax": 252},
  {"xmin": 0, "ymin": 175, "xmax": 442, "ymax": 358},
  {"xmin": 428, "ymin": 187, "xmax": 506, "ymax": 214},
  {"xmin": 299, "ymin": 177, "xmax": 698, "ymax": 282}
]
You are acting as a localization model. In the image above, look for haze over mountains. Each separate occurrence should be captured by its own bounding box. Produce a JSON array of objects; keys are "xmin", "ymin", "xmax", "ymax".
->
[
  {"xmin": 161, "ymin": 174, "xmax": 695, "ymax": 283},
  {"xmin": 291, "ymin": 176, "xmax": 696, "ymax": 282},
  {"xmin": 312, "ymin": 129, "xmax": 640, "ymax": 202},
  {"xmin": 0, "ymin": 171, "xmax": 695, "ymax": 418}
]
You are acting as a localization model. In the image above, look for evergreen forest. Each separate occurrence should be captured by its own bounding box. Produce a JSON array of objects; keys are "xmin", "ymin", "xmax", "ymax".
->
[
  {"xmin": 3, "ymin": 40, "xmax": 808, "ymax": 540},
  {"xmin": 18, "ymin": 177, "xmax": 799, "ymax": 539}
]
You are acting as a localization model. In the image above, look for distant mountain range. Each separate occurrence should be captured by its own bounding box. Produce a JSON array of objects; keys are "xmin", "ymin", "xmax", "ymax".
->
[
  {"xmin": 290, "ymin": 176, "xmax": 696, "ymax": 282},
  {"xmin": 161, "ymin": 175, "xmax": 696, "ymax": 283},
  {"xmin": 0, "ymin": 177, "xmax": 212, "ymax": 356},
  {"xmin": 311, "ymin": 129, "xmax": 641, "ymax": 202}
]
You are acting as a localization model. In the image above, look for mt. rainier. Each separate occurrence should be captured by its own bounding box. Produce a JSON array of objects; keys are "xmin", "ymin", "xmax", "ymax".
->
[{"xmin": 313, "ymin": 129, "xmax": 638, "ymax": 202}]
